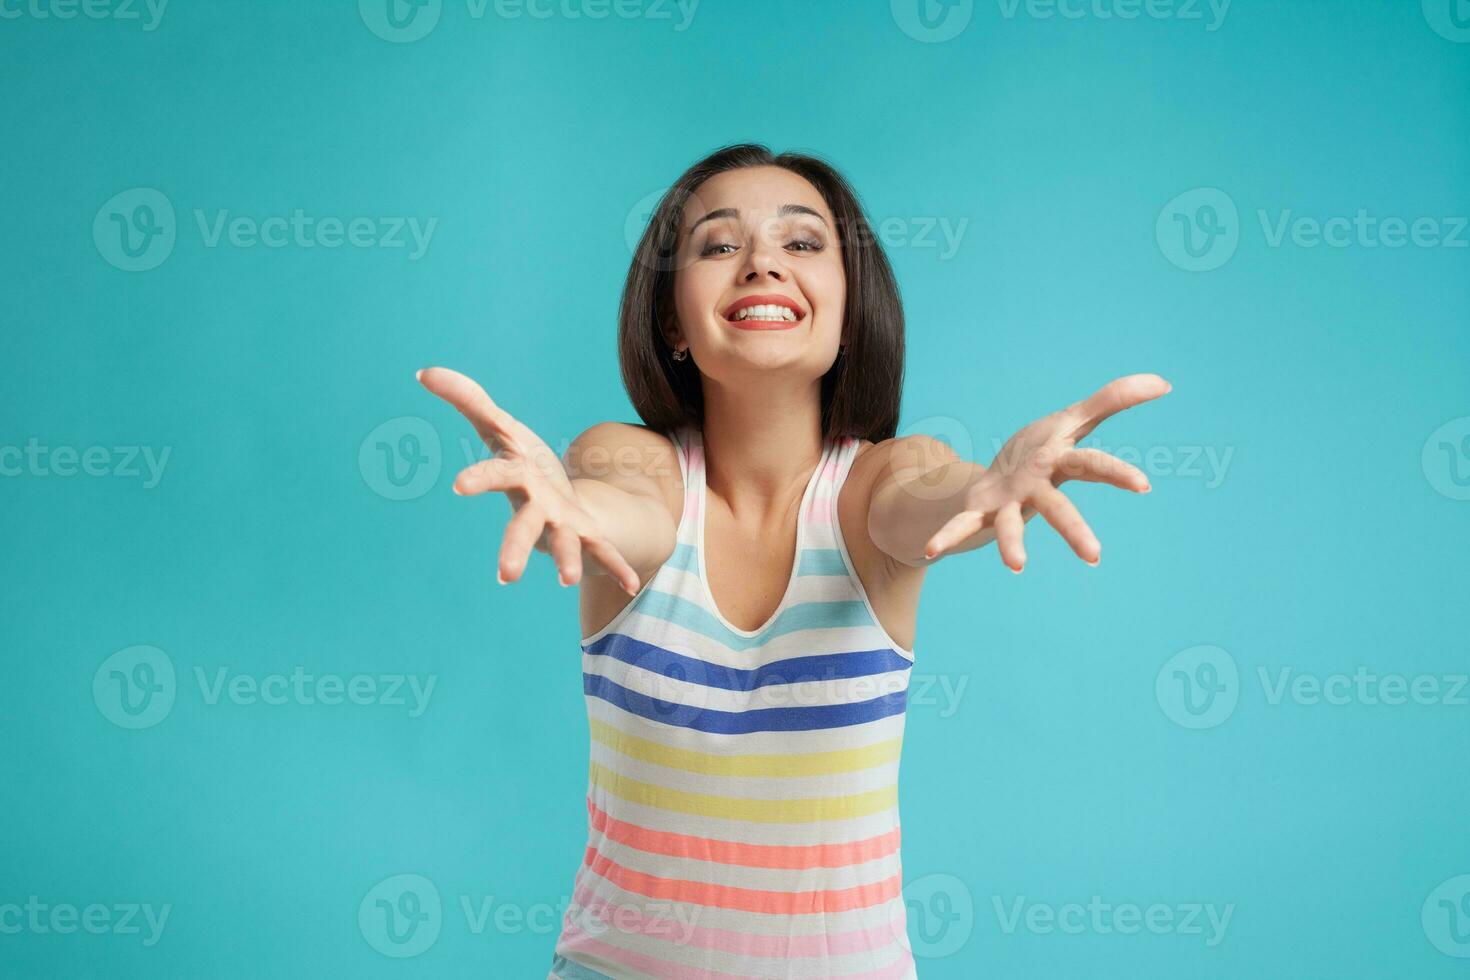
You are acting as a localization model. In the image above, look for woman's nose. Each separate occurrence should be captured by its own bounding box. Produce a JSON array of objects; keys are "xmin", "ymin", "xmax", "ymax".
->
[{"xmin": 739, "ymin": 241, "xmax": 788, "ymax": 282}]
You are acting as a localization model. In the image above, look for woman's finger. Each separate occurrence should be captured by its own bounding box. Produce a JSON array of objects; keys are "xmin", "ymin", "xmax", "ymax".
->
[
  {"xmin": 547, "ymin": 522, "xmax": 583, "ymax": 586},
  {"xmin": 452, "ymin": 457, "xmax": 526, "ymax": 496},
  {"xmin": 993, "ymin": 502, "xmax": 1026, "ymax": 573},
  {"xmin": 580, "ymin": 533, "xmax": 642, "ymax": 597},
  {"xmin": 1030, "ymin": 486, "xmax": 1100, "ymax": 564},
  {"xmin": 1052, "ymin": 448, "xmax": 1151, "ymax": 492},
  {"xmin": 497, "ymin": 502, "xmax": 546, "ymax": 583},
  {"xmin": 923, "ymin": 509, "xmax": 986, "ymax": 560},
  {"xmin": 418, "ymin": 366, "xmax": 520, "ymax": 451},
  {"xmin": 1068, "ymin": 373, "xmax": 1171, "ymax": 441}
]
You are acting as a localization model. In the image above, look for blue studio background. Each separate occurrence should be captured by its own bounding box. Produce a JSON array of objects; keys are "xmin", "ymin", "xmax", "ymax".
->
[{"xmin": 3, "ymin": 1, "xmax": 1468, "ymax": 977}]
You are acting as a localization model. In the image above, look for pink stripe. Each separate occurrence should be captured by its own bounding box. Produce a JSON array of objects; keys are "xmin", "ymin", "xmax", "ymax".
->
[
  {"xmin": 560, "ymin": 922, "xmax": 913, "ymax": 980},
  {"xmin": 571, "ymin": 881, "xmax": 904, "ymax": 959},
  {"xmin": 559, "ymin": 923, "xmax": 741, "ymax": 980}
]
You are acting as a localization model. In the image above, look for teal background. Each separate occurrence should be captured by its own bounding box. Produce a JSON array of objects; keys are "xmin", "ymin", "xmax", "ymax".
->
[{"xmin": 3, "ymin": 1, "xmax": 1469, "ymax": 977}]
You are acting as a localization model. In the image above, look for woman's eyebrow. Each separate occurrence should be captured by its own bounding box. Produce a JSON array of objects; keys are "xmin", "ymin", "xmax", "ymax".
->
[{"xmin": 686, "ymin": 203, "xmax": 828, "ymax": 234}]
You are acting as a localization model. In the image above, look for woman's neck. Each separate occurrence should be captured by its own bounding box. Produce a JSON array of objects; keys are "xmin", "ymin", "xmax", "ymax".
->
[{"xmin": 699, "ymin": 377, "xmax": 825, "ymax": 519}]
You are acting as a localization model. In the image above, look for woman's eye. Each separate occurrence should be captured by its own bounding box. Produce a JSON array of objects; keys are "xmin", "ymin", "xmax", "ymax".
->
[
  {"xmin": 787, "ymin": 237, "xmax": 824, "ymax": 252},
  {"xmin": 700, "ymin": 241, "xmax": 739, "ymax": 256}
]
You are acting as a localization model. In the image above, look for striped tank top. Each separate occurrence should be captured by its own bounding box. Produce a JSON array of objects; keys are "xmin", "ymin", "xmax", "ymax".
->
[{"xmin": 550, "ymin": 423, "xmax": 918, "ymax": 980}]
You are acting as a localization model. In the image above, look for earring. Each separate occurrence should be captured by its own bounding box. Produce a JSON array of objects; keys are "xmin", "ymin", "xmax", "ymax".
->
[{"xmin": 672, "ymin": 346, "xmax": 688, "ymax": 361}]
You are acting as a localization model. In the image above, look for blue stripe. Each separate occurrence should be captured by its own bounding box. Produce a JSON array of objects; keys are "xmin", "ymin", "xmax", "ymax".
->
[
  {"xmin": 583, "ymin": 674, "xmax": 908, "ymax": 734},
  {"xmin": 584, "ymin": 632, "xmax": 911, "ymax": 690},
  {"xmin": 797, "ymin": 547, "xmax": 851, "ymax": 576},
  {"xmin": 548, "ymin": 955, "xmax": 616, "ymax": 980}
]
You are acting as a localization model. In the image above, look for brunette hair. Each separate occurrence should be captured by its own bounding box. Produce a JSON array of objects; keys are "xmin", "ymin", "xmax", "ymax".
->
[{"xmin": 618, "ymin": 143, "xmax": 905, "ymax": 442}]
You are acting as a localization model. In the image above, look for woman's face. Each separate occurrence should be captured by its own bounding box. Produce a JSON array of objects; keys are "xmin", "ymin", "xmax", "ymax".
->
[{"xmin": 669, "ymin": 166, "xmax": 845, "ymax": 380}]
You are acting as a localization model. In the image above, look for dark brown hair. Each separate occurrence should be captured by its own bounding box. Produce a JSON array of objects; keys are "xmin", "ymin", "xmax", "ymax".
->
[{"xmin": 618, "ymin": 143, "xmax": 905, "ymax": 442}]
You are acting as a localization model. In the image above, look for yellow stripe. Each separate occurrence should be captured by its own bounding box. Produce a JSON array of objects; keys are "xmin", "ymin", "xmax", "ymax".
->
[
  {"xmin": 589, "ymin": 718, "xmax": 902, "ymax": 778},
  {"xmin": 589, "ymin": 762, "xmax": 897, "ymax": 823}
]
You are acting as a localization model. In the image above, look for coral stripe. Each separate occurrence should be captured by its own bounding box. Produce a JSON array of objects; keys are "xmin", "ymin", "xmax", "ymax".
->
[
  {"xmin": 587, "ymin": 800, "xmax": 901, "ymax": 870},
  {"xmin": 583, "ymin": 847, "xmax": 903, "ymax": 915}
]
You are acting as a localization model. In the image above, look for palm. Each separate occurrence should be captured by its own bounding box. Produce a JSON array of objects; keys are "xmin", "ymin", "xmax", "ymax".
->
[{"xmin": 924, "ymin": 373, "xmax": 1171, "ymax": 571}]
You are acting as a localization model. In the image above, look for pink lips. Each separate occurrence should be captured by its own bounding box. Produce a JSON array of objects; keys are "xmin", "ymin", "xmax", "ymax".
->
[{"xmin": 722, "ymin": 293, "xmax": 806, "ymax": 330}]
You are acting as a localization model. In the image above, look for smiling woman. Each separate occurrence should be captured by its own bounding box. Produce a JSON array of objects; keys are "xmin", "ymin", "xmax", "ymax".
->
[{"xmin": 417, "ymin": 143, "xmax": 1167, "ymax": 979}]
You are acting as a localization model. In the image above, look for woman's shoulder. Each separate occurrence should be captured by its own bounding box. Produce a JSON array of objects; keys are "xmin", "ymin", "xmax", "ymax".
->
[{"xmin": 565, "ymin": 420, "xmax": 685, "ymax": 512}]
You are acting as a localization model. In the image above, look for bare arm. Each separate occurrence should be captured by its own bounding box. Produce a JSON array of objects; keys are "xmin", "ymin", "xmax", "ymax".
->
[{"xmin": 562, "ymin": 422, "xmax": 679, "ymax": 585}]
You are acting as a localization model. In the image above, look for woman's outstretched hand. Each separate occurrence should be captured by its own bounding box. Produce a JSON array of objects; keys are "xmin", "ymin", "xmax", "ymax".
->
[
  {"xmin": 923, "ymin": 373, "xmax": 1172, "ymax": 572},
  {"xmin": 417, "ymin": 367, "xmax": 642, "ymax": 595}
]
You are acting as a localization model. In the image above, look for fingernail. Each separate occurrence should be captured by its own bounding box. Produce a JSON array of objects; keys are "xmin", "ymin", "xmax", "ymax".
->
[
  {"xmin": 1140, "ymin": 483, "xmax": 1152, "ymax": 493},
  {"xmin": 452, "ymin": 485, "xmax": 465, "ymax": 496},
  {"xmin": 1086, "ymin": 558, "xmax": 1100, "ymax": 567},
  {"xmin": 496, "ymin": 570, "xmax": 507, "ymax": 585},
  {"xmin": 415, "ymin": 369, "xmax": 424, "ymax": 383},
  {"xmin": 1010, "ymin": 564, "xmax": 1023, "ymax": 574}
]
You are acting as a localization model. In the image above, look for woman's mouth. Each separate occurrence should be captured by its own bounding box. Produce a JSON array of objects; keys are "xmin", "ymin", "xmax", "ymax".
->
[{"xmin": 722, "ymin": 294, "xmax": 806, "ymax": 330}]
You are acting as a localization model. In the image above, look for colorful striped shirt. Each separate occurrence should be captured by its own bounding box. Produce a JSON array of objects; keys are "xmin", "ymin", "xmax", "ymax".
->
[{"xmin": 550, "ymin": 423, "xmax": 918, "ymax": 980}]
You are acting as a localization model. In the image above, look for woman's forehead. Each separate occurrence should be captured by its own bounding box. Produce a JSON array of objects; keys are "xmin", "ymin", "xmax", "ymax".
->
[{"xmin": 682, "ymin": 167, "xmax": 831, "ymax": 228}]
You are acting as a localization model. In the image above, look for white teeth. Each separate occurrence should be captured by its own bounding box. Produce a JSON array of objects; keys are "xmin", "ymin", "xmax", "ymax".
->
[{"xmin": 732, "ymin": 304, "xmax": 798, "ymax": 322}]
